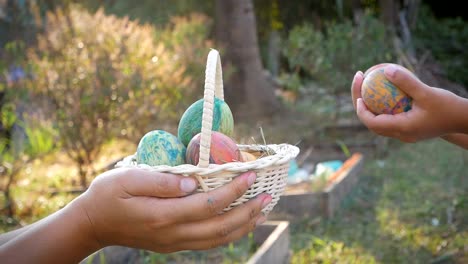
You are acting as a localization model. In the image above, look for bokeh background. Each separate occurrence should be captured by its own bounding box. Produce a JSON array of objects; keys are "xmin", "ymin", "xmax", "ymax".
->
[{"xmin": 1, "ymin": 0, "xmax": 467, "ymax": 263}]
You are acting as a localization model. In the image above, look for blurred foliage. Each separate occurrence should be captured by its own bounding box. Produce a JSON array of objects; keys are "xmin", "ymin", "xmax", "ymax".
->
[
  {"xmin": 0, "ymin": 0, "xmax": 39, "ymax": 46},
  {"xmin": 281, "ymin": 11, "xmax": 394, "ymax": 95},
  {"xmin": 82, "ymin": 0, "xmax": 213, "ymax": 26},
  {"xmin": 0, "ymin": 56, "xmax": 56, "ymax": 220},
  {"xmin": 23, "ymin": 5, "xmax": 211, "ymax": 187},
  {"xmin": 413, "ymin": 6, "xmax": 468, "ymax": 89},
  {"xmin": 255, "ymin": 0, "xmax": 368, "ymax": 36}
]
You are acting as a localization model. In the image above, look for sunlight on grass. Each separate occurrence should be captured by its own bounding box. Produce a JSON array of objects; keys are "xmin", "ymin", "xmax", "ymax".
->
[
  {"xmin": 290, "ymin": 138, "xmax": 467, "ymax": 263},
  {"xmin": 372, "ymin": 138, "xmax": 468, "ymax": 260},
  {"xmin": 291, "ymin": 236, "xmax": 379, "ymax": 264},
  {"xmin": 377, "ymin": 208, "xmax": 444, "ymax": 253}
]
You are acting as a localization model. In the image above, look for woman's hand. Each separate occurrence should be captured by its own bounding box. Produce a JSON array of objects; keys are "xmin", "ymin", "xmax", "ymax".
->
[
  {"xmin": 78, "ymin": 168, "xmax": 270, "ymax": 253},
  {"xmin": 0, "ymin": 169, "xmax": 269, "ymax": 263}
]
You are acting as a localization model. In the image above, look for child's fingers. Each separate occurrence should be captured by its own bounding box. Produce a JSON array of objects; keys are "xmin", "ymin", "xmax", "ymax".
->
[
  {"xmin": 356, "ymin": 98, "xmax": 376, "ymax": 126},
  {"xmin": 357, "ymin": 98, "xmax": 409, "ymax": 138},
  {"xmin": 383, "ymin": 65, "xmax": 429, "ymax": 100},
  {"xmin": 356, "ymin": 98, "xmax": 397, "ymax": 136},
  {"xmin": 351, "ymin": 71, "xmax": 364, "ymax": 110}
]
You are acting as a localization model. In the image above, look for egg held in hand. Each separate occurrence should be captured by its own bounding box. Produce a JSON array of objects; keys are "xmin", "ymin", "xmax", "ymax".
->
[
  {"xmin": 136, "ymin": 130, "xmax": 186, "ymax": 166},
  {"xmin": 361, "ymin": 66, "xmax": 412, "ymax": 115},
  {"xmin": 178, "ymin": 97, "xmax": 234, "ymax": 146},
  {"xmin": 186, "ymin": 131, "xmax": 241, "ymax": 165}
]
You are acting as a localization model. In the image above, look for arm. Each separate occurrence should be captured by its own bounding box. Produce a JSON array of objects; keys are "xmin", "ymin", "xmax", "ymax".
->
[
  {"xmin": 0, "ymin": 197, "xmax": 100, "ymax": 263},
  {"xmin": 0, "ymin": 224, "xmax": 32, "ymax": 246},
  {"xmin": 0, "ymin": 216, "xmax": 51, "ymax": 246},
  {"xmin": 351, "ymin": 64, "xmax": 468, "ymax": 146},
  {"xmin": 0, "ymin": 169, "xmax": 269, "ymax": 263},
  {"xmin": 441, "ymin": 133, "xmax": 468, "ymax": 150}
]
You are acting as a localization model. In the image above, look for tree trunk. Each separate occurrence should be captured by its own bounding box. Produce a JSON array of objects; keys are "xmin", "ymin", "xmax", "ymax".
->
[
  {"xmin": 2, "ymin": 167, "xmax": 20, "ymax": 218},
  {"xmin": 379, "ymin": 0, "xmax": 399, "ymax": 33},
  {"xmin": 78, "ymin": 161, "xmax": 88, "ymax": 188},
  {"xmin": 4, "ymin": 174, "xmax": 16, "ymax": 217},
  {"xmin": 215, "ymin": 0, "xmax": 281, "ymax": 121},
  {"xmin": 351, "ymin": 0, "xmax": 363, "ymax": 23},
  {"xmin": 405, "ymin": 0, "xmax": 421, "ymax": 29}
]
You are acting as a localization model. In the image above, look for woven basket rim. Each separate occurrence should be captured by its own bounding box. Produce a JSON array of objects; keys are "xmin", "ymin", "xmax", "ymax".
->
[{"xmin": 115, "ymin": 143, "xmax": 300, "ymax": 176}]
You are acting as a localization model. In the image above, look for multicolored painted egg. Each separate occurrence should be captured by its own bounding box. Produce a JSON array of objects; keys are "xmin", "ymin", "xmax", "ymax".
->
[
  {"xmin": 186, "ymin": 131, "xmax": 241, "ymax": 165},
  {"xmin": 361, "ymin": 66, "xmax": 412, "ymax": 115},
  {"xmin": 178, "ymin": 97, "xmax": 234, "ymax": 146},
  {"xmin": 136, "ymin": 130, "xmax": 186, "ymax": 166}
]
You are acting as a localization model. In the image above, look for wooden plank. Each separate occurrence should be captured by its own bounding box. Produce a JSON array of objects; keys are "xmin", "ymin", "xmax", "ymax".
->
[
  {"xmin": 247, "ymin": 221, "xmax": 290, "ymax": 264},
  {"xmin": 269, "ymin": 153, "xmax": 364, "ymax": 220},
  {"xmin": 322, "ymin": 154, "xmax": 364, "ymax": 218},
  {"xmin": 269, "ymin": 192, "xmax": 322, "ymax": 220}
]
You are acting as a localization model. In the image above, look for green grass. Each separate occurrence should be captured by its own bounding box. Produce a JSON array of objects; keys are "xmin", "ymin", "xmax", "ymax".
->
[
  {"xmin": 290, "ymin": 139, "xmax": 468, "ymax": 263},
  {"xmin": 139, "ymin": 233, "xmax": 257, "ymax": 264}
]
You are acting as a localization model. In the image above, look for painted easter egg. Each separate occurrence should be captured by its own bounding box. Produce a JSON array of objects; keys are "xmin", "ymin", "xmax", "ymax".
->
[
  {"xmin": 186, "ymin": 131, "xmax": 241, "ymax": 165},
  {"xmin": 240, "ymin": 151, "xmax": 257, "ymax": 162},
  {"xmin": 136, "ymin": 130, "xmax": 186, "ymax": 166},
  {"xmin": 178, "ymin": 97, "xmax": 234, "ymax": 146},
  {"xmin": 361, "ymin": 66, "xmax": 412, "ymax": 115}
]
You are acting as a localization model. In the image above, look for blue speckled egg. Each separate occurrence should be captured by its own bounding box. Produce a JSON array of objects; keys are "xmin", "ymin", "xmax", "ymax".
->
[{"xmin": 136, "ymin": 130, "xmax": 186, "ymax": 166}]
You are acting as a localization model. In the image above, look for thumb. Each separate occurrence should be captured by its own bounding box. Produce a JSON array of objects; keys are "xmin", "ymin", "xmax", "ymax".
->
[
  {"xmin": 383, "ymin": 64, "xmax": 429, "ymax": 99},
  {"xmin": 114, "ymin": 168, "xmax": 198, "ymax": 198}
]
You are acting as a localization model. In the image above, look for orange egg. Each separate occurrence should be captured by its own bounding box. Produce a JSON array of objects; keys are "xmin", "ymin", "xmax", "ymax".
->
[{"xmin": 240, "ymin": 151, "xmax": 257, "ymax": 162}]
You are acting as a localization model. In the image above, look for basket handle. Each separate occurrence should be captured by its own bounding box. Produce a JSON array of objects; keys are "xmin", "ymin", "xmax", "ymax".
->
[{"xmin": 198, "ymin": 49, "xmax": 224, "ymax": 168}]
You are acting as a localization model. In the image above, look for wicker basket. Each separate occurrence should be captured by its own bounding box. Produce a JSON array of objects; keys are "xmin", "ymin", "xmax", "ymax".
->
[{"xmin": 115, "ymin": 49, "xmax": 300, "ymax": 214}]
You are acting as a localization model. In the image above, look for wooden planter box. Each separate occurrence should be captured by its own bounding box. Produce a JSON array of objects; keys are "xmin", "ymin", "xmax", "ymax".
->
[
  {"xmin": 269, "ymin": 153, "xmax": 364, "ymax": 220},
  {"xmin": 82, "ymin": 221, "xmax": 290, "ymax": 264},
  {"xmin": 247, "ymin": 221, "xmax": 290, "ymax": 264}
]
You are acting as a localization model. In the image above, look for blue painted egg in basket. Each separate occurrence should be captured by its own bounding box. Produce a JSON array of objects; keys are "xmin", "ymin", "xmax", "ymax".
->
[{"xmin": 136, "ymin": 130, "xmax": 186, "ymax": 166}]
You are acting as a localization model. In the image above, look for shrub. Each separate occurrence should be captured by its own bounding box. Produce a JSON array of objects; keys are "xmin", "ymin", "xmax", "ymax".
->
[
  {"xmin": 26, "ymin": 6, "xmax": 211, "ymax": 187},
  {"xmin": 413, "ymin": 6, "xmax": 468, "ymax": 89},
  {"xmin": 282, "ymin": 12, "xmax": 395, "ymax": 95},
  {"xmin": 0, "ymin": 63, "xmax": 56, "ymax": 219}
]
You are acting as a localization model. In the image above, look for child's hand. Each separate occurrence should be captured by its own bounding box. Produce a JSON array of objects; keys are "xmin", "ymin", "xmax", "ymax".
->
[
  {"xmin": 351, "ymin": 64, "xmax": 467, "ymax": 142},
  {"xmin": 78, "ymin": 168, "xmax": 269, "ymax": 253}
]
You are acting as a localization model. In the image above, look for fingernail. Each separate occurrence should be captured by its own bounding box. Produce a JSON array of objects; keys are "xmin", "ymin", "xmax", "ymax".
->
[
  {"xmin": 385, "ymin": 65, "xmax": 397, "ymax": 78},
  {"xmin": 260, "ymin": 194, "xmax": 272, "ymax": 208},
  {"xmin": 246, "ymin": 171, "xmax": 256, "ymax": 187},
  {"xmin": 180, "ymin": 178, "xmax": 197, "ymax": 193},
  {"xmin": 356, "ymin": 98, "xmax": 365, "ymax": 113},
  {"xmin": 256, "ymin": 215, "xmax": 266, "ymax": 226},
  {"xmin": 353, "ymin": 71, "xmax": 360, "ymax": 80}
]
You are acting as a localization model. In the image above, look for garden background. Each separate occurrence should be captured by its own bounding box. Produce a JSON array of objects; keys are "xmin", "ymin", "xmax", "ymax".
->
[{"xmin": 0, "ymin": 0, "xmax": 467, "ymax": 263}]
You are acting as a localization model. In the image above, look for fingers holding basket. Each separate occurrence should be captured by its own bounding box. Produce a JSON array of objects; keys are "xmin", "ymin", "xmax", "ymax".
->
[
  {"xmin": 109, "ymin": 168, "xmax": 198, "ymax": 198},
  {"xmin": 159, "ymin": 171, "xmax": 261, "ymax": 222},
  {"xmin": 161, "ymin": 193, "xmax": 270, "ymax": 251}
]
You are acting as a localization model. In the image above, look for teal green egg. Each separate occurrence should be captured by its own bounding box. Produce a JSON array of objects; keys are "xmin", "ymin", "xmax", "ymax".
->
[
  {"xmin": 178, "ymin": 97, "xmax": 234, "ymax": 146},
  {"xmin": 136, "ymin": 130, "xmax": 186, "ymax": 166}
]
